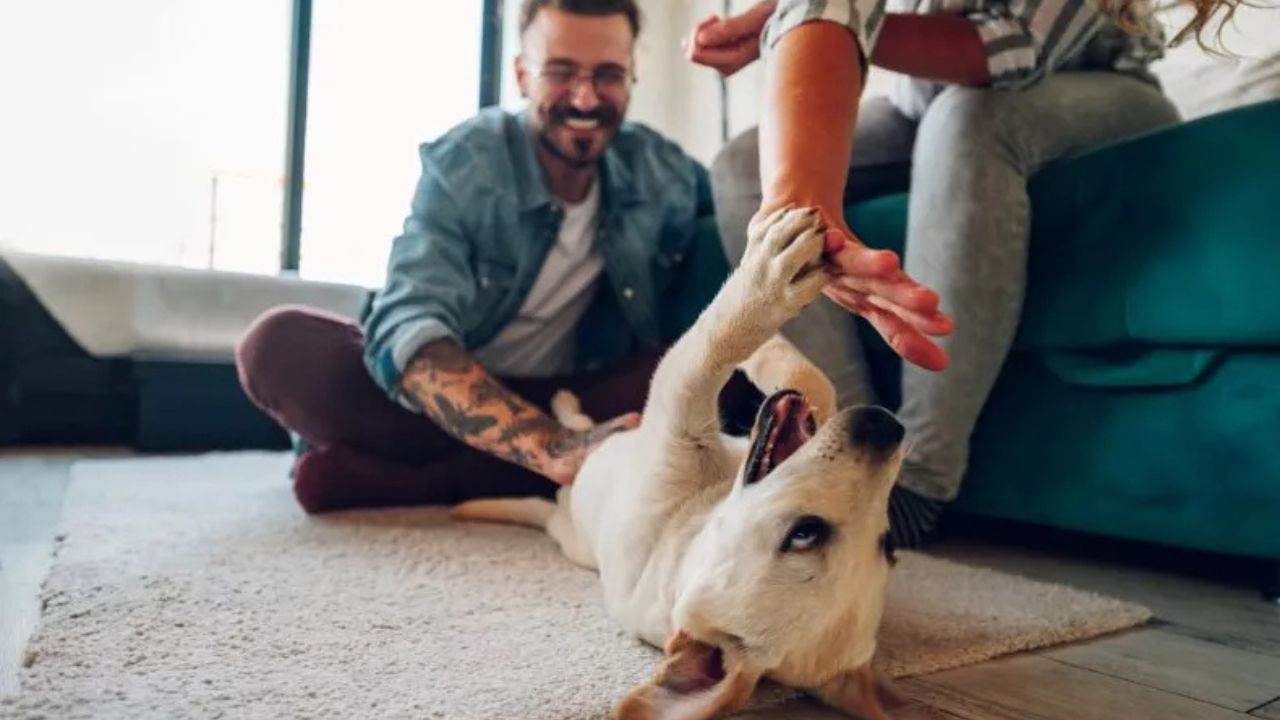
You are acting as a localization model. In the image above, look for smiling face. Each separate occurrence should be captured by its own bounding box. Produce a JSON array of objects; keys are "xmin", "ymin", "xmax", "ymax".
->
[
  {"xmin": 516, "ymin": 7, "xmax": 634, "ymax": 169},
  {"xmin": 672, "ymin": 393, "xmax": 906, "ymax": 687}
]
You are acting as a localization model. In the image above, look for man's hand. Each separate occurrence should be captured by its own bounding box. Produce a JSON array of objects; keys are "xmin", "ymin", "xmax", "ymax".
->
[
  {"xmin": 538, "ymin": 412, "xmax": 641, "ymax": 486},
  {"xmin": 684, "ymin": 0, "xmax": 776, "ymax": 77}
]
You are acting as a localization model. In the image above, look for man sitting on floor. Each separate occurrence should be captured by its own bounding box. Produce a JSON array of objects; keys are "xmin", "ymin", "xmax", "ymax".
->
[{"xmin": 236, "ymin": 0, "xmax": 727, "ymax": 512}]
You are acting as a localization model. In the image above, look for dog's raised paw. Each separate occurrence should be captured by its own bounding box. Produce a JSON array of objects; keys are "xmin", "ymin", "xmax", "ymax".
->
[{"xmin": 740, "ymin": 206, "xmax": 828, "ymax": 314}]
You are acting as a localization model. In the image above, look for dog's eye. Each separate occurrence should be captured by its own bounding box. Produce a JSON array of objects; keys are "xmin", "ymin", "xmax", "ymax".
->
[{"xmin": 781, "ymin": 515, "xmax": 831, "ymax": 552}]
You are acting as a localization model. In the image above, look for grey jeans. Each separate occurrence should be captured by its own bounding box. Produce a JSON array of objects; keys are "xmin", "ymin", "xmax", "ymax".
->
[{"xmin": 712, "ymin": 72, "xmax": 1179, "ymax": 501}]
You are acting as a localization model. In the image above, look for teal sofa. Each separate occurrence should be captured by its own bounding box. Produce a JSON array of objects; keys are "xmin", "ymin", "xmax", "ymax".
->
[{"xmin": 668, "ymin": 100, "xmax": 1280, "ymax": 587}]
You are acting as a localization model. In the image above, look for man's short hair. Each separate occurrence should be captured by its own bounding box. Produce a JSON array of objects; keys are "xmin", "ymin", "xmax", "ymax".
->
[{"xmin": 518, "ymin": 0, "xmax": 642, "ymax": 39}]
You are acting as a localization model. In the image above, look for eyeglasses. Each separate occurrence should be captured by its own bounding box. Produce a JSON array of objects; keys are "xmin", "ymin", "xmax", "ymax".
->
[{"xmin": 528, "ymin": 61, "xmax": 635, "ymax": 96}]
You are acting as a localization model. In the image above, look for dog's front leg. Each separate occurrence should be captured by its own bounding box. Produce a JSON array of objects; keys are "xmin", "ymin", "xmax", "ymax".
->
[{"xmin": 645, "ymin": 207, "xmax": 828, "ymax": 455}]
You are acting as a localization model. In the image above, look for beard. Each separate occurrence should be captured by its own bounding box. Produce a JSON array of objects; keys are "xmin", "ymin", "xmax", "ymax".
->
[{"xmin": 536, "ymin": 102, "xmax": 621, "ymax": 169}]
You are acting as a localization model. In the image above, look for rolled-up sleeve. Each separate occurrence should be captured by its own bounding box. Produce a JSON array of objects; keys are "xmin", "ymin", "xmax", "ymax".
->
[
  {"xmin": 761, "ymin": 0, "xmax": 887, "ymax": 65},
  {"xmin": 361, "ymin": 152, "xmax": 475, "ymax": 406}
]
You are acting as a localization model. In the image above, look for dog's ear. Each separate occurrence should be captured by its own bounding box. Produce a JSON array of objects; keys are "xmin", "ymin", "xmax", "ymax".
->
[
  {"xmin": 811, "ymin": 664, "xmax": 936, "ymax": 720},
  {"xmin": 614, "ymin": 630, "xmax": 760, "ymax": 720}
]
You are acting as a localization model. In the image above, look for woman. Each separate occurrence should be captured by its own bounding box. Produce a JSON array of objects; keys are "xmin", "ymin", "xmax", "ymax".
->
[{"xmin": 690, "ymin": 0, "xmax": 1233, "ymax": 547}]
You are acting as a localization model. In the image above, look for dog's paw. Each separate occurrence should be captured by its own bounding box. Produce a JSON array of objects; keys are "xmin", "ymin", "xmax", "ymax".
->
[{"xmin": 739, "ymin": 206, "xmax": 828, "ymax": 315}]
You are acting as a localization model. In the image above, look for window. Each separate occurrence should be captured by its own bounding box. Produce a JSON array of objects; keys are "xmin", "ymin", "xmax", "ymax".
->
[
  {"xmin": 0, "ymin": 1, "xmax": 291, "ymax": 274},
  {"xmin": 297, "ymin": 1, "xmax": 484, "ymax": 287}
]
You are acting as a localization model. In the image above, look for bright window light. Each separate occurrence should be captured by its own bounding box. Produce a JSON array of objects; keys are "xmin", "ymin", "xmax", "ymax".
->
[
  {"xmin": 0, "ymin": 0, "xmax": 290, "ymax": 274},
  {"xmin": 299, "ymin": 0, "xmax": 483, "ymax": 288}
]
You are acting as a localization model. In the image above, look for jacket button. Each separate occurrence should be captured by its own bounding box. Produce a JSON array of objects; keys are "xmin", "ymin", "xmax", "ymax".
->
[{"xmin": 623, "ymin": 287, "xmax": 634, "ymax": 300}]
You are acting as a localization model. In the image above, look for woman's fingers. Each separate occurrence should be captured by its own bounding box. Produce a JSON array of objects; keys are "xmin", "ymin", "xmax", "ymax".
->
[
  {"xmin": 825, "ymin": 283, "xmax": 953, "ymax": 337},
  {"xmin": 824, "ymin": 287, "xmax": 951, "ymax": 371}
]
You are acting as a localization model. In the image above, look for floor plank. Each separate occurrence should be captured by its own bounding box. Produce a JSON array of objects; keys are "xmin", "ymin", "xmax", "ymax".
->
[
  {"xmin": 0, "ymin": 457, "xmax": 73, "ymax": 696},
  {"xmin": 733, "ymin": 695, "xmax": 965, "ymax": 719},
  {"xmin": 1043, "ymin": 626, "xmax": 1280, "ymax": 711},
  {"xmin": 933, "ymin": 539, "xmax": 1280, "ymax": 657},
  {"xmin": 1252, "ymin": 698, "xmax": 1280, "ymax": 719},
  {"xmin": 902, "ymin": 654, "xmax": 1248, "ymax": 720}
]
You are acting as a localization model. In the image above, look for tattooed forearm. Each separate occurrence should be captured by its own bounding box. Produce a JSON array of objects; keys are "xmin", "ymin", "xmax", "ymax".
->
[
  {"xmin": 497, "ymin": 415, "xmax": 561, "ymax": 444},
  {"xmin": 546, "ymin": 423, "xmax": 613, "ymax": 459},
  {"xmin": 471, "ymin": 375, "xmax": 530, "ymax": 416},
  {"xmin": 401, "ymin": 339, "xmax": 561, "ymax": 475}
]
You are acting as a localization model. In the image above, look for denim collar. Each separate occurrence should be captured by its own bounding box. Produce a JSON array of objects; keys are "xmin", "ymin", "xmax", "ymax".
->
[{"xmin": 514, "ymin": 109, "xmax": 642, "ymax": 214}]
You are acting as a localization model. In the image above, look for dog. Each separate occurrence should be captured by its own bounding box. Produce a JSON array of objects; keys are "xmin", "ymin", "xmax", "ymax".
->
[{"xmin": 453, "ymin": 207, "xmax": 918, "ymax": 720}]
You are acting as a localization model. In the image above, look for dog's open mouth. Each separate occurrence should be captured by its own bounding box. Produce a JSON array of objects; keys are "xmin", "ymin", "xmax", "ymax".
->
[{"xmin": 743, "ymin": 390, "xmax": 817, "ymax": 484}]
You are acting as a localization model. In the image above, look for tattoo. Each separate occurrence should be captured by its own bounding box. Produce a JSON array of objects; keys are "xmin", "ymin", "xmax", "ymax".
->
[
  {"xmin": 471, "ymin": 375, "xmax": 529, "ymax": 416},
  {"xmin": 430, "ymin": 394, "xmax": 498, "ymax": 438},
  {"xmin": 546, "ymin": 425, "xmax": 604, "ymax": 459},
  {"xmin": 492, "ymin": 444, "xmax": 537, "ymax": 470},
  {"xmin": 401, "ymin": 339, "xmax": 563, "ymax": 474},
  {"xmin": 497, "ymin": 415, "xmax": 560, "ymax": 444}
]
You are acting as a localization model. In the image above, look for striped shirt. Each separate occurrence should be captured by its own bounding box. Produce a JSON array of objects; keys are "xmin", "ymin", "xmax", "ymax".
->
[{"xmin": 762, "ymin": 0, "xmax": 1165, "ymax": 117}]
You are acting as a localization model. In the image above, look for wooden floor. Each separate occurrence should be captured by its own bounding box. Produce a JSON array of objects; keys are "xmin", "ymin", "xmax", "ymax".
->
[{"xmin": 2, "ymin": 451, "xmax": 1278, "ymax": 718}]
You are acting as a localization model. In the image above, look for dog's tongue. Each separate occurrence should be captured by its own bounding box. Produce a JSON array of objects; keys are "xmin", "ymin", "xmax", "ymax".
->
[
  {"xmin": 744, "ymin": 390, "xmax": 818, "ymax": 484},
  {"xmin": 768, "ymin": 393, "xmax": 815, "ymax": 468}
]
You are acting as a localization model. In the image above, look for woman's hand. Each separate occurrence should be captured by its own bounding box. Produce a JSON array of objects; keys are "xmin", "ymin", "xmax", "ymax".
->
[
  {"xmin": 755, "ymin": 202, "xmax": 953, "ymax": 371},
  {"xmin": 684, "ymin": 0, "xmax": 776, "ymax": 77}
]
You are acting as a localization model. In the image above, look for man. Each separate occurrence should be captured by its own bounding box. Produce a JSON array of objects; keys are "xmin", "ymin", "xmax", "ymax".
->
[
  {"xmin": 237, "ymin": 0, "xmax": 725, "ymax": 513},
  {"xmin": 689, "ymin": 0, "xmax": 1182, "ymax": 546}
]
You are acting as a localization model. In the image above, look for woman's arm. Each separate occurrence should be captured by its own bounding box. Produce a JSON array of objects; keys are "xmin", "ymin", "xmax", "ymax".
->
[
  {"xmin": 687, "ymin": 3, "xmax": 954, "ymax": 369},
  {"xmin": 757, "ymin": 21, "xmax": 953, "ymax": 370}
]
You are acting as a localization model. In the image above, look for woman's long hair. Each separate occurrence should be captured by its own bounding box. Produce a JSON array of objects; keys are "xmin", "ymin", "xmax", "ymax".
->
[{"xmin": 1103, "ymin": 0, "xmax": 1256, "ymax": 50}]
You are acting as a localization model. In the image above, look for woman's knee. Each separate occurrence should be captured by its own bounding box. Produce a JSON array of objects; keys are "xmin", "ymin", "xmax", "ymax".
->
[{"xmin": 916, "ymin": 85, "xmax": 1018, "ymax": 155}]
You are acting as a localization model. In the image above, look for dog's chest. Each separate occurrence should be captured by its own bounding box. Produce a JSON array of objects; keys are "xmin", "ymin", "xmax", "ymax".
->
[{"xmin": 571, "ymin": 432, "xmax": 749, "ymax": 646}]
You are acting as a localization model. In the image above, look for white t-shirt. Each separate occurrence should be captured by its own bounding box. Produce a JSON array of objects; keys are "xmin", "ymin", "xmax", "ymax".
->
[{"xmin": 473, "ymin": 180, "xmax": 605, "ymax": 377}]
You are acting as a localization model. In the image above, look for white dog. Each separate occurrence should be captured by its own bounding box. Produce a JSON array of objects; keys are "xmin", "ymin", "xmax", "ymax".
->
[{"xmin": 454, "ymin": 208, "xmax": 916, "ymax": 720}]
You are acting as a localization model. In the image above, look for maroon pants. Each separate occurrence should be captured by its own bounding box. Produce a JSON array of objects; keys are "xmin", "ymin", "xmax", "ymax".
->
[{"xmin": 235, "ymin": 306, "xmax": 759, "ymax": 513}]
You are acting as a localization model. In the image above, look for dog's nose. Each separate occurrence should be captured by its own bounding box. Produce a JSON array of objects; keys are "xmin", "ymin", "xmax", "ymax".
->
[{"xmin": 848, "ymin": 406, "xmax": 904, "ymax": 454}]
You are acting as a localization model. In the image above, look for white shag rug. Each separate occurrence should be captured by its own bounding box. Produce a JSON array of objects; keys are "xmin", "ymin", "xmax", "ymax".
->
[{"xmin": 1, "ymin": 453, "xmax": 1150, "ymax": 719}]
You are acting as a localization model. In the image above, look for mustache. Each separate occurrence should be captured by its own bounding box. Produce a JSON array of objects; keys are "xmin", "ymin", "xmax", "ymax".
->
[{"xmin": 549, "ymin": 104, "xmax": 619, "ymax": 126}]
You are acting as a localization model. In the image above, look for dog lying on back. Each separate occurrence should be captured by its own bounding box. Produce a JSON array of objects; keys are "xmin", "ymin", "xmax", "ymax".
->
[{"xmin": 454, "ymin": 208, "xmax": 920, "ymax": 720}]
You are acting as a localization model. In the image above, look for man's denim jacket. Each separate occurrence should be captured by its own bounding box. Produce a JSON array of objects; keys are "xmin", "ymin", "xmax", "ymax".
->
[{"xmin": 362, "ymin": 107, "xmax": 712, "ymax": 406}]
